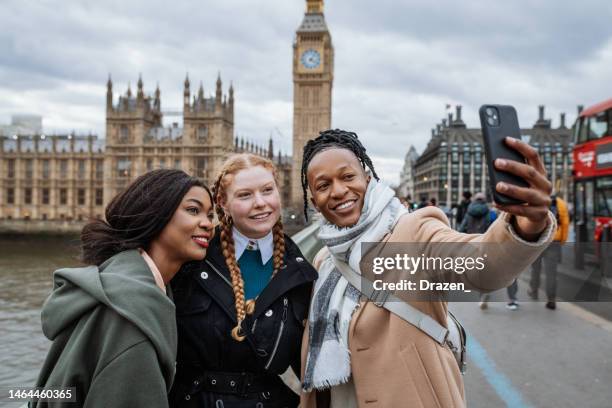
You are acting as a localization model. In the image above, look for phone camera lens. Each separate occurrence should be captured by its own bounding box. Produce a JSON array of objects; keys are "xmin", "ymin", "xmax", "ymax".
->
[
  {"xmin": 485, "ymin": 108, "xmax": 495, "ymax": 117},
  {"xmin": 487, "ymin": 117, "xmax": 497, "ymax": 126}
]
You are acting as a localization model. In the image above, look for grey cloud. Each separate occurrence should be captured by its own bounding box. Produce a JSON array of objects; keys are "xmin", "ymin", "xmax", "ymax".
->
[{"xmin": 1, "ymin": 0, "xmax": 611, "ymax": 183}]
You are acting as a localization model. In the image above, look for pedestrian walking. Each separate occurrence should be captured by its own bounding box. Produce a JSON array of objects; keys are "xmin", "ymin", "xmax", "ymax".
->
[
  {"xmin": 528, "ymin": 194, "xmax": 569, "ymax": 309},
  {"xmin": 458, "ymin": 192, "xmax": 490, "ymax": 234},
  {"xmin": 455, "ymin": 191, "xmax": 472, "ymax": 226}
]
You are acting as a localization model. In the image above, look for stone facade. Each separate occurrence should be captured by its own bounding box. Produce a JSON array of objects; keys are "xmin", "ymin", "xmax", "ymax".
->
[
  {"xmin": 0, "ymin": 133, "xmax": 105, "ymax": 221},
  {"xmin": 0, "ymin": 75, "xmax": 287, "ymax": 222},
  {"xmin": 413, "ymin": 105, "xmax": 574, "ymax": 208}
]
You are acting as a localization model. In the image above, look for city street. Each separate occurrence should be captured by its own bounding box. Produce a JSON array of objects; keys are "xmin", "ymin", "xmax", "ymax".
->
[{"xmin": 454, "ymin": 277, "xmax": 612, "ymax": 408}]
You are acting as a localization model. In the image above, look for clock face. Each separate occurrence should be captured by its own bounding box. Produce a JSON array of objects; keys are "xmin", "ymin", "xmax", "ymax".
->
[{"xmin": 300, "ymin": 49, "xmax": 321, "ymax": 69}]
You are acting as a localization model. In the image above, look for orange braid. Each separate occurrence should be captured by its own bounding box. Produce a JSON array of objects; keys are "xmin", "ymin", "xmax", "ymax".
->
[
  {"xmin": 220, "ymin": 218, "xmax": 248, "ymax": 341},
  {"xmin": 271, "ymin": 219, "xmax": 286, "ymax": 278}
]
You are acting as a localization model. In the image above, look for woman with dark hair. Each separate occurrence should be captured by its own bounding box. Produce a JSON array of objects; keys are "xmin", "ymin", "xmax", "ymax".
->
[
  {"xmin": 169, "ymin": 154, "xmax": 316, "ymax": 408},
  {"xmin": 298, "ymin": 129, "xmax": 556, "ymax": 407},
  {"xmin": 32, "ymin": 169, "xmax": 214, "ymax": 408}
]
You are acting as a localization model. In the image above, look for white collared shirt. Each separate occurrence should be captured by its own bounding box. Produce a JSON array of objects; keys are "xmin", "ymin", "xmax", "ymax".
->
[{"xmin": 232, "ymin": 227, "xmax": 274, "ymax": 264}]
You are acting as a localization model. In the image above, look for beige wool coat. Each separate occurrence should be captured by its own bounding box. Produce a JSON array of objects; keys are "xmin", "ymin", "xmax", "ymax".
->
[{"xmin": 300, "ymin": 207, "xmax": 555, "ymax": 408}]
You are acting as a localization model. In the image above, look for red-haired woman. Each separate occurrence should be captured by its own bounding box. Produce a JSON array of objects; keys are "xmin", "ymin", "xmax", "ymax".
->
[{"xmin": 170, "ymin": 154, "xmax": 316, "ymax": 407}]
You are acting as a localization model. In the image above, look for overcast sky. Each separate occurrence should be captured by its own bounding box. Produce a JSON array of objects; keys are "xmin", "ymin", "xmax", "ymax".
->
[{"xmin": 1, "ymin": 0, "xmax": 611, "ymax": 185}]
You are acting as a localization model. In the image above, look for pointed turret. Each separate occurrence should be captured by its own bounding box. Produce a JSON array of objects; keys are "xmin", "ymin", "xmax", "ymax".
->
[
  {"xmin": 137, "ymin": 74, "xmax": 144, "ymax": 105},
  {"xmin": 229, "ymin": 82, "xmax": 234, "ymax": 113},
  {"xmin": 106, "ymin": 75, "xmax": 113, "ymax": 111},
  {"xmin": 215, "ymin": 72, "xmax": 222, "ymax": 112},
  {"xmin": 127, "ymin": 82, "xmax": 132, "ymax": 98},
  {"xmin": 198, "ymin": 82, "xmax": 204, "ymax": 103},
  {"xmin": 268, "ymin": 136, "xmax": 274, "ymax": 160},
  {"xmin": 154, "ymin": 82, "xmax": 161, "ymax": 110},
  {"xmin": 183, "ymin": 73, "xmax": 190, "ymax": 109}
]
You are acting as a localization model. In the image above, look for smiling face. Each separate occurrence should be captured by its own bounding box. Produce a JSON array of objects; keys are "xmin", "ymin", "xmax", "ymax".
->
[
  {"xmin": 152, "ymin": 186, "xmax": 215, "ymax": 263},
  {"xmin": 221, "ymin": 165, "xmax": 281, "ymax": 239},
  {"xmin": 307, "ymin": 148, "xmax": 370, "ymax": 228}
]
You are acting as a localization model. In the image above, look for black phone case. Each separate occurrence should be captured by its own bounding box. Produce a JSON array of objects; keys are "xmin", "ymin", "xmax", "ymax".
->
[{"xmin": 479, "ymin": 105, "xmax": 529, "ymax": 205}]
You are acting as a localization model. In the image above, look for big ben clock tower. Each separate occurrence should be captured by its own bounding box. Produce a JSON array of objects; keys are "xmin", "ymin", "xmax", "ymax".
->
[{"xmin": 291, "ymin": 0, "xmax": 334, "ymax": 213}]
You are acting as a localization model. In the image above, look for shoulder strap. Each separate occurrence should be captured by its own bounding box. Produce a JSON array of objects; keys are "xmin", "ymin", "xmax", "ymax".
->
[{"xmin": 330, "ymin": 257, "xmax": 449, "ymax": 345}]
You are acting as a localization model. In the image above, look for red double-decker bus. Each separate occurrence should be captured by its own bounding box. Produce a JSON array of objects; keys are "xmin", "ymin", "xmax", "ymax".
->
[{"xmin": 573, "ymin": 98, "xmax": 612, "ymax": 246}]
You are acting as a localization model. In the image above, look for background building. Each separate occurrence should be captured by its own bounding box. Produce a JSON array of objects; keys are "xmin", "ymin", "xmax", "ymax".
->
[
  {"xmin": 0, "ymin": 114, "xmax": 43, "ymax": 137},
  {"xmin": 413, "ymin": 105, "xmax": 574, "ymax": 208},
  {"xmin": 0, "ymin": 76, "xmax": 285, "ymax": 222},
  {"xmin": 0, "ymin": 133, "xmax": 105, "ymax": 221},
  {"xmin": 398, "ymin": 145, "xmax": 419, "ymax": 201}
]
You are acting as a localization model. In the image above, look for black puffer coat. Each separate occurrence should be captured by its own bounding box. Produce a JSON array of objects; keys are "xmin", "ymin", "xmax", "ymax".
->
[{"xmin": 169, "ymin": 228, "xmax": 317, "ymax": 408}]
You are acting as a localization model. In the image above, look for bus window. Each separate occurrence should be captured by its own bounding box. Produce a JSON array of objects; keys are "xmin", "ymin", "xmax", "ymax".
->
[
  {"xmin": 589, "ymin": 111, "xmax": 608, "ymax": 140},
  {"xmin": 595, "ymin": 177, "xmax": 612, "ymax": 217},
  {"xmin": 578, "ymin": 118, "xmax": 589, "ymax": 143}
]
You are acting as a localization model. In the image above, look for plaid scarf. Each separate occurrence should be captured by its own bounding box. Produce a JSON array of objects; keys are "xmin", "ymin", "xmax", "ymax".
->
[{"xmin": 302, "ymin": 179, "xmax": 407, "ymax": 391}]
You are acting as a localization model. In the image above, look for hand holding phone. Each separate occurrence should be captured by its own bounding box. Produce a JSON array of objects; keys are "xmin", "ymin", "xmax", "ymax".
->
[
  {"xmin": 479, "ymin": 105, "xmax": 529, "ymax": 205},
  {"xmin": 479, "ymin": 104, "xmax": 553, "ymax": 240}
]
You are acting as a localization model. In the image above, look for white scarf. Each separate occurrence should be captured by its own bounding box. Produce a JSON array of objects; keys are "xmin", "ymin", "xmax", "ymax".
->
[{"xmin": 302, "ymin": 179, "xmax": 407, "ymax": 391}]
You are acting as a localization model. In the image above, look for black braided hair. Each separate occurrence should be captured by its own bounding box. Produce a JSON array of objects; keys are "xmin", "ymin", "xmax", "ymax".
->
[{"xmin": 301, "ymin": 129, "xmax": 379, "ymax": 220}]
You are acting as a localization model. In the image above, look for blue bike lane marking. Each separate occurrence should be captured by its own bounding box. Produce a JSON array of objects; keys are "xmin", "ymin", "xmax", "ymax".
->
[{"xmin": 467, "ymin": 334, "xmax": 535, "ymax": 408}]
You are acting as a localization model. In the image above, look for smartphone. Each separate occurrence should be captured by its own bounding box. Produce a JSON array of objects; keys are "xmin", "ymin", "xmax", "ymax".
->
[{"xmin": 479, "ymin": 104, "xmax": 529, "ymax": 205}]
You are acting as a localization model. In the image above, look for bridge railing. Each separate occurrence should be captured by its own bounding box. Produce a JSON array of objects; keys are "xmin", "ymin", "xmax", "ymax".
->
[{"xmin": 290, "ymin": 221, "xmax": 322, "ymax": 262}]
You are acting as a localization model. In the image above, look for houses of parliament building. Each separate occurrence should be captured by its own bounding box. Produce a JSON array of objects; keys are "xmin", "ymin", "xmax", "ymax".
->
[
  {"xmin": 0, "ymin": 0, "xmax": 333, "ymax": 224},
  {"xmin": 0, "ymin": 75, "xmax": 291, "ymax": 222}
]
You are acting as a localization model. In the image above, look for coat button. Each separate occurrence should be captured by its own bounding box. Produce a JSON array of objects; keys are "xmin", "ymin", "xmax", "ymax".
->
[
  {"xmin": 200, "ymin": 271, "xmax": 208, "ymax": 280},
  {"xmin": 185, "ymin": 395, "xmax": 191, "ymax": 401},
  {"xmin": 193, "ymin": 380, "xmax": 199, "ymax": 386},
  {"xmin": 265, "ymin": 309, "xmax": 273, "ymax": 317},
  {"xmin": 296, "ymin": 257, "xmax": 304, "ymax": 262},
  {"xmin": 230, "ymin": 380, "xmax": 236, "ymax": 387}
]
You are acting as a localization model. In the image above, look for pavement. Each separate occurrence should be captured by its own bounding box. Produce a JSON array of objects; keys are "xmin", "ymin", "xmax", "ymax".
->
[{"xmin": 453, "ymin": 277, "xmax": 612, "ymax": 408}]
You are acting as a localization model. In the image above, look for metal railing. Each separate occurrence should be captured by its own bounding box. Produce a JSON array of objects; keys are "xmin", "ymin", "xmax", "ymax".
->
[{"xmin": 290, "ymin": 222, "xmax": 322, "ymax": 262}]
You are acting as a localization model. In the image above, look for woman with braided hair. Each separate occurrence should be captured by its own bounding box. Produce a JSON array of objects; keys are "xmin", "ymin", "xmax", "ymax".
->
[
  {"xmin": 298, "ymin": 129, "xmax": 556, "ymax": 407},
  {"xmin": 170, "ymin": 153, "xmax": 317, "ymax": 408}
]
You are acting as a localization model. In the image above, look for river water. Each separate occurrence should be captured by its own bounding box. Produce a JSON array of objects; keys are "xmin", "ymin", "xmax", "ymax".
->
[{"xmin": 0, "ymin": 235, "xmax": 82, "ymax": 391}]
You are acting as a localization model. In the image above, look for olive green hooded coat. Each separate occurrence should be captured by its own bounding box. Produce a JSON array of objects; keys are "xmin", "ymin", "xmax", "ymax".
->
[{"xmin": 32, "ymin": 250, "xmax": 176, "ymax": 408}]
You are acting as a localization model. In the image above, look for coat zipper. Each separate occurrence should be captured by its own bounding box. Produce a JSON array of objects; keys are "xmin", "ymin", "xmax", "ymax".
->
[{"xmin": 264, "ymin": 297, "xmax": 288, "ymax": 370}]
